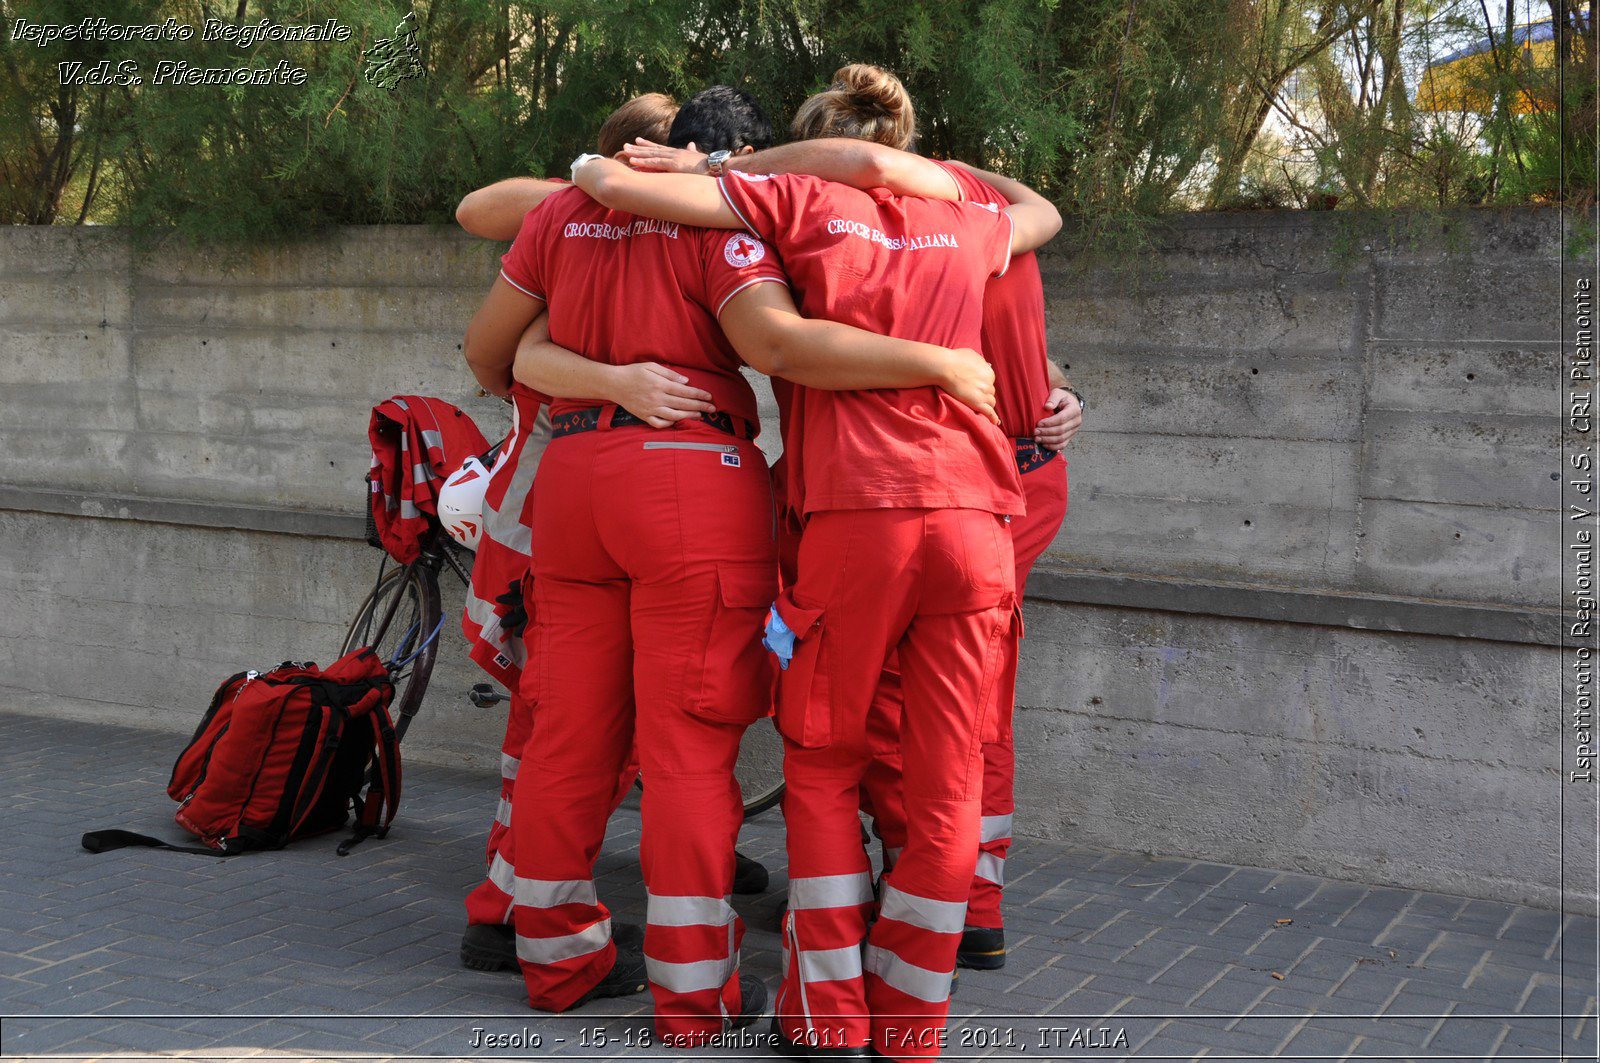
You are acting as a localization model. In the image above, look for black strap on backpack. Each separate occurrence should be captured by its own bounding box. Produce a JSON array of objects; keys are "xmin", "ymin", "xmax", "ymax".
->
[
  {"xmin": 337, "ymin": 709, "xmax": 402, "ymax": 856},
  {"xmin": 81, "ymin": 829, "xmax": 233, "ymax": 858}
]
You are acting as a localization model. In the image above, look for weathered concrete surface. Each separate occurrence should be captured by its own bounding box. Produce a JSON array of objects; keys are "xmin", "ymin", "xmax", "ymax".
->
[
  {"xmin": 0, "ymin": 211, "xmax": 1589, "ymax": 912},
  {"xmin": 1039, "ymin": 208, "xmax": 1564, "ymax": 608},
  {"xmin": 1012, "ymin": 595, "xmax": 1581, "ymax": 912},
  {"xmin": 0, "ymin": 510, "xmax": 504, "ymax": 772}
]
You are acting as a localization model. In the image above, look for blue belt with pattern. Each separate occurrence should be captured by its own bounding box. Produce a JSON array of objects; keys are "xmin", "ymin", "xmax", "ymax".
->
[
  {"xmin": 551, "ymin": 406, "xmax": 757, "ymax": 441},
  {"xmin": 1014, "ymin": 437, "xmax": 1059, "ymax": 475}
]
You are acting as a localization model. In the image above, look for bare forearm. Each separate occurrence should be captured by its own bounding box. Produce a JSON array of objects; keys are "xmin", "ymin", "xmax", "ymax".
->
[
  {"xmin": 513, "ymin": 332, "xmax": 620, "ymax": 402},
  {"xmin": 957, "ymin": 162, "xmax": 1045, "ymax": 210},
  {"xmin": 733, "ymin": 139, "xmax": 959, "ymax": 200},
  {"xmin": 466, "ymin": 357, "xmax": 513, "ymax": 398},
  {"xmin": 1047, "ymin": 360, "xmax": 1069, "ymax": 389},
  {"xmin": 762, "ymin": 319, "xmax": 955, "ymax": 391},
  {"xmin": 574, "ymin": 157, "xmax": 737, "ymax": 228},
  {"xmin": 456, "ymin": 178, "xmax": 566, "ymax": 241}
]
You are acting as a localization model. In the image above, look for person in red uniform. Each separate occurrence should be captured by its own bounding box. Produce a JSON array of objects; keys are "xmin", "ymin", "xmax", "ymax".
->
[
  {"xmin": 463, "ymin": 87, "xmax": 1003, "ymax": 1048},
  {"xmin": 623, "ymin": 64, "xmax": 1084, "ymax": 975},
  {"xmin": 569, "ymin": 110, "xmax": 1062, "ymax": 1060},
  {"xmin": 454, "ymin": 90, "xmax": 774, "ymax": 975}
]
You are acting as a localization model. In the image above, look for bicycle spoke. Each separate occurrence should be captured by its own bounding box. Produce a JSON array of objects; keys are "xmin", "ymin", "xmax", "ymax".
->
[{"xmin": 368, "ymin": 575, "xmax": 412, "ymax": 648}]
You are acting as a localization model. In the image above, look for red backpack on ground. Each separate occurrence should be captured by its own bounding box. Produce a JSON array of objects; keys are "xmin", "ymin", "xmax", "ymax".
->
[{"xmin": 83, "ymin": 648, "xmax": 400, "ymax": 857}]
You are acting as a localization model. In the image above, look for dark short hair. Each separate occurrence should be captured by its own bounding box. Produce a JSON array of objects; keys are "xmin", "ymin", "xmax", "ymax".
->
[{"xmin": 667, "ymin": 85, "xmax": 773, "ymax": 153}]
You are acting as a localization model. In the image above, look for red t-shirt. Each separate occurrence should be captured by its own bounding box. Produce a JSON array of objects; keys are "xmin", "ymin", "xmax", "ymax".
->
[
  {"xmin": 935, "ymin": 162, "xmax": 1054, "ymax": 441},
  {"xmin": 499, "ymin": 186, "xmax": 786, "ymax": 427},
  {"xmin": 718, "ymin": 171, "xmax": 1024, "ymax": 516}
]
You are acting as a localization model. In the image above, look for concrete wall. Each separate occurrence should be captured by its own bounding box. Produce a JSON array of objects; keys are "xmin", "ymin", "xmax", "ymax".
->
[{"xmin": 0, "ymin": 213, "xmax": 1587, "ymax": 911}]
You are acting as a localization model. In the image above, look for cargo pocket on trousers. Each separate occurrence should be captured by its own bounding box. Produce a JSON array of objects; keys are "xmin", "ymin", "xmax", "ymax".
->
[
  {"xmin": 690, "ymin": 562, "xmax": 781, "ymax": 726},
  {"xmin": 773, "ymin": 592, "xmax": 829, "ymax": 749},
  {"xmin": 977, "ymin": 598, "xmax": 1024, "ymax": 747}
]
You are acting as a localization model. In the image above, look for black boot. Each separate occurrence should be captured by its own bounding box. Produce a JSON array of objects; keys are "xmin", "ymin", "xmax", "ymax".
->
[
  {"xmin": 460, "ymin": 921, "xmax": 643, "ymax": 972},
  {"xmin": 572, "ymin": 944, "xmax": 649, "ymax": 1005},
  {"xmin": 734, "ymin": 850, "xmax": 771, "ymax": 894},
  {"xmin": 731, "ymin": 974, "xmax": 769, "ymax": 1029},
  {"xmin": 955, "ymin": 924, "xmax": 1005, "ymax": 970}
]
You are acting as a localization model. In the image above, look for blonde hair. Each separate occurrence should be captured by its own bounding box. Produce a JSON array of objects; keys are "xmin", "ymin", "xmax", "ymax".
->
[
  {"xmin": 790, "ymin": 64, "xmax": 915, "ymax": 151},
  {"xmin": 597, "ymin": 93, "xmax": 679, "ymax": 157}
]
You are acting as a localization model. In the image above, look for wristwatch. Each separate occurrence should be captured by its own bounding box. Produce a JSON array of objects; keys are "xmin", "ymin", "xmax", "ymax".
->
[
  {"xmin": 1062, "ymin": 383, "xmax": 1087, "ymax": 414},
  {"xmin": 706, "ymin": 149, "xmax": 734, "ymax": 177}
]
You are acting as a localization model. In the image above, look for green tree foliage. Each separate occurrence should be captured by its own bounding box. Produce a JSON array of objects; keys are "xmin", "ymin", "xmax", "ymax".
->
[{"xmin": 0, "ymin": 0, "xmax": 1591, "ymax": 238}]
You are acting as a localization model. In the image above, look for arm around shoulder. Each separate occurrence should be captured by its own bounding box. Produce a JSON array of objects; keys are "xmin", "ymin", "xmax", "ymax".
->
[{"xmin": 456, "ymin": 178, "xmax": 567, "ymax": 241}]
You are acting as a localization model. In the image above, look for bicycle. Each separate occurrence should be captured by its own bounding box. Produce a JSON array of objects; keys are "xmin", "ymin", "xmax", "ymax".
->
[{"xmin": 345, "ymin": 475, "xmax": 787, "ymax": 818}]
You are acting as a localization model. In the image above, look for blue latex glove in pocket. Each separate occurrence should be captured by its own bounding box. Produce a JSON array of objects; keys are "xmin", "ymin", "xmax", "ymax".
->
[{"xmin": 762, "ymin": 605, "xmax": 797, "ymax": 670}]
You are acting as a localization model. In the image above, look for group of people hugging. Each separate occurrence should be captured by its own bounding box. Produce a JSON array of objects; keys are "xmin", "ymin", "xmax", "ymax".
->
[{"xmin": 447, "ymin": 64, "xmax": 1084, "ymax": 1061}]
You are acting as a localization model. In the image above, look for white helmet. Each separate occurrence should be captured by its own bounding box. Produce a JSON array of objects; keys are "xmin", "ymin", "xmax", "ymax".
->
[{"xmin": 438, "ymin": 455, "xmax": 491, "ymax": 550}]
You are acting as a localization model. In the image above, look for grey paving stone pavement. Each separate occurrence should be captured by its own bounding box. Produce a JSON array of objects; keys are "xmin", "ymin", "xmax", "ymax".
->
[{"xmin": 1, "ymin": 711, "xmax": 1595, "ymax": 1062}]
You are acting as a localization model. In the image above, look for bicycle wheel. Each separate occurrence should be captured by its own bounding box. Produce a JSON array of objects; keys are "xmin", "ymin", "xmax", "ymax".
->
[
  {"xmin": 343, "ymin": 561, "xmax": 442, "ymax": 742},
  {"xmin": 736, "ymin": 715, "xmax": 786, "ymax": 818}
]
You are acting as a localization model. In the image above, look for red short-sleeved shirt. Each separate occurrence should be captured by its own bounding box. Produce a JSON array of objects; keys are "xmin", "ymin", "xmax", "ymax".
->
[
  {"xmin": 499, "ymin": 186, "xmax": 787, "ymax": 427},
  {"xmin": 934, "ymin": 162, "xmax": 1054, "ymax": 441},
  {"xmin": 718, "ymin": 171, "xmax": 1024, "ymax": 516}
]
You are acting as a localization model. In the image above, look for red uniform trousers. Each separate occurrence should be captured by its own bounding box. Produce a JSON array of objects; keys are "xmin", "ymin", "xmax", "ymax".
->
[
  {"xmin": 463, "ymin": 677, "xmax": 638, "ymax": 927},
  {"xmin": 510, "ymin": 420, "xmax": 776, "ymax": 1043},
  {"xmin": 861, "ymin": 460, "xmax": 1068, "ymax": 932},
  {"xmin": 773, "ymin": 508, "xmax": 1017, "ymax": 1061}
]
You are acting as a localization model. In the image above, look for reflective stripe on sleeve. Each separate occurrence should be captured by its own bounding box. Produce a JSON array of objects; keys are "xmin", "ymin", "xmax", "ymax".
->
[{"xmin": 501, "ymin": 752, "xmax": 519, "ymax": 780}]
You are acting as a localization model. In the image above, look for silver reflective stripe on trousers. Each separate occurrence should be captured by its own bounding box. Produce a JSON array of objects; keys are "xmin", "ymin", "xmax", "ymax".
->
[
  {"xmin": 789, "ymin": 872, "xmax": 874, "ymax": 911},
  {"xmin": 647, "ymin": 953, "xmax": 736, "ymax": 995},
  {"xmin": 647, "ymin": 893, "xmax": 735, "ymax": 928},
  {"xmin": 975, "ymin": 852, "xmax": 1005, "ymax": 886},
  {"xmin": 501, "ymin": 752, "xmax": 519, "ymax": 781},
  {"xmin": 980, "ymin": 814, "xmax": 1014, "ymax": 843},
  {"xmin": 515, "ymin": 876, "xmax": 597, "ymax": 909},
  {"xmin": 863, "ymin": 944, "xmax": 954, "ymax": 1004},
  {"xmin": 516, "ymin": 918, "xmax": 611, "ymax": 965},
  {"xmin": 878, "ymin": 883, "xmax": 967, "ymax": 935},
  {"xmin": 488, "ymin": 853, "xmax": 515, "ymax": 895},
  {"xmin": 495, "ymin": 795, "xmax": 513, "ymax": 828},
  {"xmin": 798, "ymin": 944, "xmax": 863, "ymax": 984}
]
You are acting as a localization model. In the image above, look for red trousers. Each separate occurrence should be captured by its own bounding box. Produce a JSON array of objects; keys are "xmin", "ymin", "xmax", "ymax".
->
[
  {"xmin": 509, "ymin": 420, "xmax": 776, "ymax": 1043},
  {"xmin": 773, "ymin": 508, "xmax": 1017, "ymax": 1061},
  {"xmin": 861, "ymin": 461, "xmax": 1067, "ymax": 932},
  {"xmin": 462, "ymin": 679, "xmax": 637, "ymax": 928}
]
